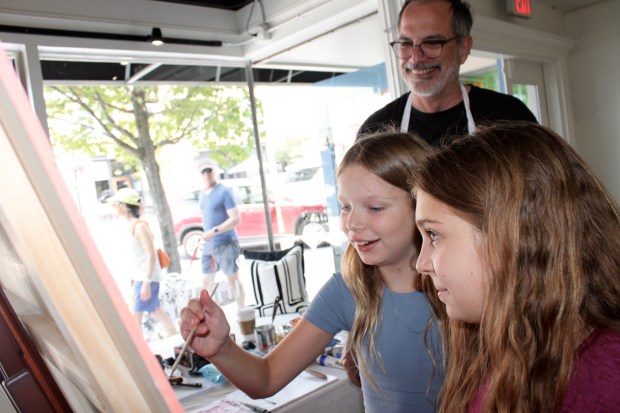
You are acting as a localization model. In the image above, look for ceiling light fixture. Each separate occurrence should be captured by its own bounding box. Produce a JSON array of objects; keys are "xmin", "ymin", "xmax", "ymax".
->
[
  {"xmin": 149, "ymin": 27, "xmax": 164, "ymax": 46},
  {"xmin": 0, "ymin": 25, "xmax": 223, "ymax": 47}
]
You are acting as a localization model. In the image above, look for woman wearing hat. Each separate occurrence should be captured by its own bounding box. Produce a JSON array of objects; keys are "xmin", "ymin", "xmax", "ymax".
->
[{"xmin": 111, "ymin": 187, "xmax": 176, "ymax": 339}]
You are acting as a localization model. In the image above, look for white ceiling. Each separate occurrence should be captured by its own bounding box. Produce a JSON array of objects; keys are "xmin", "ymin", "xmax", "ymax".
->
[
  {"xmin": 255, "ymin": 13, "xmax": 386, "ymax": 71},
  {"xmin": 535, "ymin": 0, "xmax": 607, "ymax": 12},
  {"xmin": 256, "ymin": 8, "xmax": 497, "ymax": 76},
  {"xmin": 258, "ymin": 14, "xmax": 497, "ymax": 76}
]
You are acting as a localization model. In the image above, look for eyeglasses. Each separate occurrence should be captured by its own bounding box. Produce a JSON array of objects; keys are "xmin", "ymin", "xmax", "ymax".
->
[
  {"xmin": 201, "ymin": 167, "xmax": 214, "ymax": 174},
  {"xmin": 389, "ymin": 37, "xmax": 457, "ymax": 59}
]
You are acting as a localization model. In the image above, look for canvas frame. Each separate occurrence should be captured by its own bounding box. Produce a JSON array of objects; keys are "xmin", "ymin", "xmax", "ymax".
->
[{"xmin": 0, "ymin": 43, "xmax": 181, "ymax": 412}]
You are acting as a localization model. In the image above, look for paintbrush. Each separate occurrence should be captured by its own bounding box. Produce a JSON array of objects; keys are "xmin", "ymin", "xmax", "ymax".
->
[
  {"xmin": 304, "ymin": 368, "xmax": 327, "ymax": 380},
  {"xmin": 271, "ymin": 296, "xmax": 281, "ymax": 325},
  {"xmin": 168, "ymin": 283, "xmax": 219, "ymax": 378}
]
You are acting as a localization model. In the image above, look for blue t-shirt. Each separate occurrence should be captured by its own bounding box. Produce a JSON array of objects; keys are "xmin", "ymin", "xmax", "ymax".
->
[
  {"xmin": 199, "ymin": 183, "xmax": 238, "ymax": 246},
  {"xmin": 304, "ymin": 273, "xmax": 443, "ymax": 413}
]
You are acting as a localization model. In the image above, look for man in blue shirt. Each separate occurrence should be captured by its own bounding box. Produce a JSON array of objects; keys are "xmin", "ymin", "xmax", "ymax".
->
[{"xmin": 198, "ymin": 160, "xmax": 245, "ymax": 306}]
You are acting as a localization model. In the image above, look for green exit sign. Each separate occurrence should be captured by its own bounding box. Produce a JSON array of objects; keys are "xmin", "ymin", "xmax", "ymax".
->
[{"xmin": 506, "ymin": 0, "xmax": 531, "ymax": 18}]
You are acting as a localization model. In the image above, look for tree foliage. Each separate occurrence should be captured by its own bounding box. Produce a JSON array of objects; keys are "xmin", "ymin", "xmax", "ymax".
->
[
  {"xmin": 45, "ymin": 84, "xmax": 260, "ymax": 273},
  {"xmin": 46, "ymin": 85, "xmax": 257, "ymax": 167}
]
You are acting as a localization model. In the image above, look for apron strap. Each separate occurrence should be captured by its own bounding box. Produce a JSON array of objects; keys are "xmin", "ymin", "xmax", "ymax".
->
[
  {"xmin": 460, "ymin": 82, "xmax": 476, "ymax": 134},
  {"xmin": 400, "ymin": 92, "xmax": 413, "ymax": 133},
  {"xmin": 400, "ymin": 83, "xmax": 476, "ymax": 134}
]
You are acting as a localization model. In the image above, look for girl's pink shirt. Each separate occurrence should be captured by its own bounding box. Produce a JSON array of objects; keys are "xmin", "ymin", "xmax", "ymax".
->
[{"xmin": 467, "ymin": 329, "xmax": 620, "ymax": 412}]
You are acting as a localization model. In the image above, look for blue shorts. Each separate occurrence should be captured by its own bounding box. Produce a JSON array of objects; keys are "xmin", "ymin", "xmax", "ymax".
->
[
  {"xmin": 132, "ymin": 281, "xmax": 161, "ymax": 313},
  {"xmin": 201, "ymin": 240, "xmax": 240, "ymax": 276}
]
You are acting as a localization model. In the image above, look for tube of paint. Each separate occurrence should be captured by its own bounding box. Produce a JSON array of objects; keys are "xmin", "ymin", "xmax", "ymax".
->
[{"xmin": 315, "ymin": 354, "xmax": 343, "ymax": 369}]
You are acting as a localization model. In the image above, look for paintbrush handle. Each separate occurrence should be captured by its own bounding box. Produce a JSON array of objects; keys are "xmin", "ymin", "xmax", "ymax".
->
[
  {"xmin": 168, "ymin": 325, "xmax": 196, "ymax": 378},
  {"xmin": 305, "ymin": 368, "xmax": 327, "ymax": 380},
  {"xmin": 271, "ymin": 296, "xmax": 281, "ymax": 324},
  {"xmin": 169, "ymin": 284, "xmax": 219, "ymax": 378}
]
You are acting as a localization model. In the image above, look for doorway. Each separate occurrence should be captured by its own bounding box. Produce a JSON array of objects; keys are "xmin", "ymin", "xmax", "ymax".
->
[{"xmin": 504, "ymin": 58, "xmax": 549, "ymax": 125}]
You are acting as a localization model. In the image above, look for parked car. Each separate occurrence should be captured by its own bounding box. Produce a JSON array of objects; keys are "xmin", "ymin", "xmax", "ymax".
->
[
  {"xmin": 283, "ymin": 163, "xmax": 327, "ymax": 204},
  {"xmin": 173, "ymin": 178, "xmax": 329, "ymax": 257}
]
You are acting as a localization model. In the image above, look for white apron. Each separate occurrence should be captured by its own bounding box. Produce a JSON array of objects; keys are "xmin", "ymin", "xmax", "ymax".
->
[{"xmin": 400, "ymin": 83, "xmax": 475, "ymax": 134}]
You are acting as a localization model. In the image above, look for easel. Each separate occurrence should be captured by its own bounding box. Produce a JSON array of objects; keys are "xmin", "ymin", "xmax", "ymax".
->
[
  {"xmin": 0, "ymin": 287, "xmax": 72, "ymax": 412},
  {"xmin": 0, "ymin": 42, "xmax": 181, "ymax": 412}
]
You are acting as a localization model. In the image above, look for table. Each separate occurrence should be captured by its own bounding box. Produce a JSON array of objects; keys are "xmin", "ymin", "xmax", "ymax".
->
[{"xmin": 149, "ymin": 315, "xmax": 364, "ymax": 413}]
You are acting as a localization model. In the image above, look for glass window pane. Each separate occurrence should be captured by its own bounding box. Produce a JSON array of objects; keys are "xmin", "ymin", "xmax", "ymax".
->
[
  {"xmin": 511, "ymin": 83, "xmax": 542, "ymax": 121},
  {"xmin": 41, "ymin": 52, "xmax": 387, "ymax": 322}
]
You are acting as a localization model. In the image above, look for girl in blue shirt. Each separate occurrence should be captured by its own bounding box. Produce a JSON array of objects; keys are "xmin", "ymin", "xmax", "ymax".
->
[{"xmin": 180, "ymin": 130, "xmax": 444, "ymax": 413}]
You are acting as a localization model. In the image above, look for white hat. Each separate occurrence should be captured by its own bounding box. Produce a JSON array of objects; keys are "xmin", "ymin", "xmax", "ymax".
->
[
  {"xmin": 107, "ymin": 187, "xmax": 141, "ymax": 206},
  {"xmin": 198, "ymin": 159, "xmax": 223, "ymax": 174}
]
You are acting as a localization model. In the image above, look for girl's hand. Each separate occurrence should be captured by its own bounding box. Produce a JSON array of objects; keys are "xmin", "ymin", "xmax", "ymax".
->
[
  {"xmin": 179, "ymin": 289, "xmax": 231, "ymax": 359},
  {"xmin": 140, "ymin": 281, "xmax": 152, "ymax": 301}
]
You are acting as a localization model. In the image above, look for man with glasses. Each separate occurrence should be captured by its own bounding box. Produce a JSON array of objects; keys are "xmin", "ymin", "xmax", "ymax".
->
[
  {"xmin": 358, "ymin": 0, "xmax": 537, "ymax": 143},
  {"xmin": 198, "ymin": 159, "xmax": 245, "ymax": 307}
]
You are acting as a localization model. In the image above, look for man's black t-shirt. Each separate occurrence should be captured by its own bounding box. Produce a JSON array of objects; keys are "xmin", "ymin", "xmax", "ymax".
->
[{"xmin": 357, "ymin": 85, "xmax": 538, "ymax": 146}]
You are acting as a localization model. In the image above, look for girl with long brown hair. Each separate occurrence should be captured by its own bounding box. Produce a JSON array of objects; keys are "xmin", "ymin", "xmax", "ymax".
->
[{"xmin": 415, "ymin": 122, "xmax": 620, "ymax": 412}]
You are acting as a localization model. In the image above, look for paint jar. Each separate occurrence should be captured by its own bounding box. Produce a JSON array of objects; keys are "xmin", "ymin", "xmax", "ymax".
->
[{"xmin": 255, "ymin": 324, "xmax": 276, "ymax": 353}]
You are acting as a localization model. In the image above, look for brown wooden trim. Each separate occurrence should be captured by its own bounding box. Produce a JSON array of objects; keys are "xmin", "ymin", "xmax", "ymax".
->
[{"xmin": 0, "ymin": 287, "xmax": 73, "ymax": 413}]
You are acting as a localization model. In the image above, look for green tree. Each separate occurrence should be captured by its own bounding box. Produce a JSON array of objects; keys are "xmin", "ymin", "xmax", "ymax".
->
[{"xmin": 45, "ymin": 85, "xmax": 259, "ymax": 273}]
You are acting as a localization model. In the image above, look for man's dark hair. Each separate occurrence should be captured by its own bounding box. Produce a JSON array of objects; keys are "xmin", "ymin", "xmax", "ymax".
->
[{"xmin": 398, "ymin": 0, "xmax": 473, "ymax": 39}]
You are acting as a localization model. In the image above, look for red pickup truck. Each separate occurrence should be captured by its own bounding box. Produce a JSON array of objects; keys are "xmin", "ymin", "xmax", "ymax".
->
[{"xmin": 173, "ymin": 178, "xmax": 328, "ymax": 257}]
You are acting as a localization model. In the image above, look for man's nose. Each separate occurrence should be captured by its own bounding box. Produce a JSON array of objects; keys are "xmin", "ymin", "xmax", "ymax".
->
[{"xmin": 409, "ymin": 44, "xmax": 426, "ymax": 63}]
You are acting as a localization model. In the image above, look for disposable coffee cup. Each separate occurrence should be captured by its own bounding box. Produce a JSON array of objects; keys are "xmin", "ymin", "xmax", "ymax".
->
[{"xmin": 236, "ymin": 306, "xmax": 256, "ymax": 338}]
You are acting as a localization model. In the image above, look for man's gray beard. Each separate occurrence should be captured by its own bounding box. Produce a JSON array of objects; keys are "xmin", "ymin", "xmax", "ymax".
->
[
  {"xmin": 411, "ymin": 83, "xmax": 442, "ymax": 98},
  {"xmin": 404, "ymin": 63, "xmax": 445, "ymax": 98}
]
